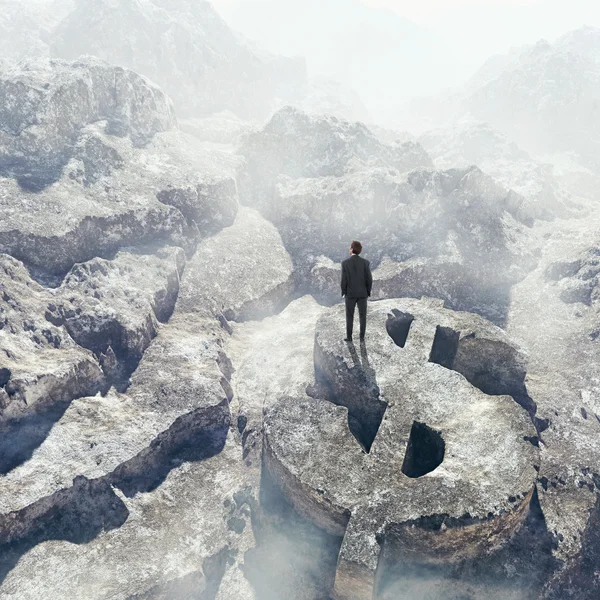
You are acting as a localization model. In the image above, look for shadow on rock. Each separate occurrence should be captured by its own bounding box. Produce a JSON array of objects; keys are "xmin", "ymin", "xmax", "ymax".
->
[
  {"xmin": 0, "ymin": 477, "xmax": 129, "ymax": 585},
  {"xmin": 109, "ymin": 404, "xmax": 230, "ymax": 497},
  {"xmin": 376, "ymin": 487, "xmax": 561, "ymax": 600},
  {"xmin": 0, "ymin": 399, "xmax": 74, "ymax": 475}
]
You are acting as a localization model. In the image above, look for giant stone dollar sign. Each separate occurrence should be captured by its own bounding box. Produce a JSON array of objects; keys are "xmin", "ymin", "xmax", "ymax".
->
[{"xmin": 264, "ymin": 298, "xmax": 539, "ymax": 600}]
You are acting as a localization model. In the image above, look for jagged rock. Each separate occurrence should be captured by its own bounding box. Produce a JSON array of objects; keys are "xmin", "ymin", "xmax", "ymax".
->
[
  {"xmin": 264, "ymin": 298, "xmax": 540, "ymax": 600},
  {"xmin": 49, "ymin": 0, "xmax": 307, "ymax": 121},
  {"xmin": 0, "ymin": 302, "xmax": 239, "ymax": 596},
  {"xmin": 177, "ymin": 207, "xmax": 294, "ymax": 322},
  {"xmin": 46, "ymin": 247, "xmax": 185, "ymax": 379},
  {"xmin": 0, "ymin": 56, "xmax": 176, "ymax": 188},
  {"xmin": 0, "ymin": 313, "xmax": 230, "ymax": 510},
  {"xmin": 268, "ymin": 165, "xmax": 528, "ymax": 269},
  {"xmin": 0, "ymin": 431, "xmax": 256, "ymax": 600},
  {"xmin": 238, "ymin": 111, "xmax": 534, "ymax": 294},
  {"xmin": 506, "ymin": 226, "xmax": 600, "ymax": 598},
  {"xmin": 244, "ymin": 147, "xmax": 535, "ymax": 321},
  {"xmin": 419, "ymin": 121, "xmax": 580, "ymax": 221},
  {"xmin": 0, "ymin": 254, "xmax": 104, "ymax": 424},
  {"xmin": 238, "ymin": 108, "xmax": 432, "ymax": 213},
  {"xmin": 370, "ymin": 256, "xmax": 517, "ymax": 325},
  {"xmin": 544, "ymin": 247, "xmax": 600, "ymax": 307},
  {"xmin": 0, "ymin": 57, "xmax": 239, "ymax": 275}
]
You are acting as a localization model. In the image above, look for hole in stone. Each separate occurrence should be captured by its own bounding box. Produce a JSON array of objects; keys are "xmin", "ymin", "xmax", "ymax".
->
[
  {"xmin": 0, "ymin": 368, "xmax": 11, "ymax": 388},
  {"xmin": 429, "ymin": 326, "xmax": 460, "ymax": 369},
  {"xmin": 386, "ymin": 310, "xmax": 415, "ymax": 348},
  {"xmin": 346, "ymin": 401, "xmax": 387, "ymax": 453},
  {"xmin": 401, "ymin": 421, "xmax": 445, "ymax": 478}
]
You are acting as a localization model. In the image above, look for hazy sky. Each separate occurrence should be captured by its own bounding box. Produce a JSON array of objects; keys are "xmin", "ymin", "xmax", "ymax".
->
[
  {"xmin": 213, "ymin": 0, "xmax": 599, "ymax": 120},
  {"xmin": 213, "ymin": 0, "xmax": 600, "ymax": 59}
]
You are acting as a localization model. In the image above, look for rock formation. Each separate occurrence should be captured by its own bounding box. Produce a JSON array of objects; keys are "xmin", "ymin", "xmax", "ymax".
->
[
  {"xmin": 1, "ymin": 7, "xmax": 600, "ymax": 600},
  {"xmin": 0, "ymin": 56, "xmax": 239, "ymax": 275},
  {"xmin": 49, "ymin": 0, "xmax": 308, "ymax": 121},
  {"xmin": 418, "ymin": 121, "xmax": 581, "ymax": 221},
  {"xmin": 264, "ymin": 298, "xmax": 541, "ymax": 599},
  {"xmin": 238, "ymin": 109, "xmax": 537, "ymax": 322}
]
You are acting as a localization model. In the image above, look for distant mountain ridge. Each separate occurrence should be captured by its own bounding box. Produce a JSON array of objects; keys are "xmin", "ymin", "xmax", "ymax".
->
[
  {"xmin": 48, "ymin": 0, "xmax": 307, "ymax": 120},
  {"xmin": 414, "ymin": 26, "xmax": 600, "ymax": 174}
]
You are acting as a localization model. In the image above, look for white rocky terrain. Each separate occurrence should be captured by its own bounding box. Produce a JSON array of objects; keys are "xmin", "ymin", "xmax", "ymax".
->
[
  {"xmin": 0, "ymin": 0, "xmax": 368, "ymax": 126},
  {"xmin": 238, "ymin": 107, "xmax": 537, "ymax": 325},
  {"xmin": 414, "ymin": 27, "xmax": 600, "ymax": 202},
  {"xmin": 1, "ymin": 2, "xmax": 600, "ymax": 600}
]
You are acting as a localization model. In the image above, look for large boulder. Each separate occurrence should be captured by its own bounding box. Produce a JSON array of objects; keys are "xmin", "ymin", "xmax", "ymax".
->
[
  {"xmin": 0, "ymin": 254, "xmax": 104, "ymax": 428},
  {"xmin": 0, "ymin": 57, "xmax": 239, "ymax": 276},
  {"xmin": 0, "ymin": 56, "xmax": 176, "ymax": 188},
  {"xmin": 238, "ymin": 107, "xmax": 433, "ymax": 213},
  {"xmin": 46, "ymin": 247, "xmax": 186, "ymax": 381}
]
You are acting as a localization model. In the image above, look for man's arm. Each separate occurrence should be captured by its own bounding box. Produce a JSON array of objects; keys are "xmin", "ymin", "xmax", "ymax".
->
[
  {"xmin": 341, "ymin": 263, "xmax": 348, "ymax": 297},
  {"xmin": 366, "ymin": 260, "xmax": 373, "ymax": 297}
]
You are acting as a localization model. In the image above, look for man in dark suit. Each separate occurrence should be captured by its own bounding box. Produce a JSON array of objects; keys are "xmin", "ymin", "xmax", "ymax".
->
[{"xmin": 341, "ymin": 240, "xmax": 373, "ymax": 343}]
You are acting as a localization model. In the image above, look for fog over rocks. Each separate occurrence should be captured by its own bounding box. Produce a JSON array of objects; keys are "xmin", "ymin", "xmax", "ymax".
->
[
  {"xmin": 0, "ymin": 0, "xmax": 73, "ymax": 61},
  {"xmin": 414, "ymin": 26, "xmax": 600, "ymax": 191},
  {"xmin": 1, "ymin": 1, "xmax": 600, "ymax": 599},
  {"xmin": 238, "ymin": 108, "xmax": 536, "ymax": 322},
  {"xmin": 47, "ymin": 0, "xmax": 305, "ymax": 121},
  {"xmin": 418, "ymin": 121, "xmax": 580, "ymax": 221}
]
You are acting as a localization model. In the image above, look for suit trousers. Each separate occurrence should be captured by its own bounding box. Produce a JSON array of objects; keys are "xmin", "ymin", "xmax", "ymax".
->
[{"xmin": 345, "ymin": 296, "xmax": 367, "ymax": 339}]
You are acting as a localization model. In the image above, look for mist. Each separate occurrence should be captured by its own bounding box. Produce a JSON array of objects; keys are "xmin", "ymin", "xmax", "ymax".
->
[{"xmin": 0, "ymin": 0, "xmax": 599, "ymax": 599}]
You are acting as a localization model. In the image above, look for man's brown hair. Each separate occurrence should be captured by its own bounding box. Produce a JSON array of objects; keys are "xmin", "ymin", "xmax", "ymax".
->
[{"xmin": 351, "ymin": 240, "xmax": 363, "ymax": 255}]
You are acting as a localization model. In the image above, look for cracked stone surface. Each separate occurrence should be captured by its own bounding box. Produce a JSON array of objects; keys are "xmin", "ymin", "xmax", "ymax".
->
[
  {"xmin": 506, "ymin": 217, "xmax": 600, "ymax": 598},
  {"xmin": 46, "ymin": 247, "xmax": 186, "ymax": 379},
  {"xmin": 0, "ymin": 254, "xmax": 104, "ymax": 422},
  {"xmin": 0, "ymin": 311, "xmax": 230, "ymax": 513},
  {"xmin": 177, "ymin": 207, "xmax": 295, "ymax": 322},
  {"xmin": 0, "ymin": 430, "xmax": 255, "ymax": 600},
  {"xmin": 0, "ymin": 57, "xmax": 239, "ymax": 276},
  {"xmin": 264, "ymin": 298, "xmax": 540, "ymax": 600},
  {"xmin": 227, "ymin": 295, "xmax": 327, "ymax": 463}
]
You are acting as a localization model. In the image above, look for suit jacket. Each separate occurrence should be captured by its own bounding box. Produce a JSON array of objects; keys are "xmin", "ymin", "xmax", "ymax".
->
[{"xmin": 341, "ymin": 254, "xmax": 373, "ymax": 298}]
